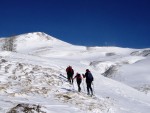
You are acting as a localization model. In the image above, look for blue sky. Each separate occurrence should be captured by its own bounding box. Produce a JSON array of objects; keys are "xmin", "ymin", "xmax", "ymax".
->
[{"xmin": 0, "ymin": 0, "xmax": 150, "ymax": 48}]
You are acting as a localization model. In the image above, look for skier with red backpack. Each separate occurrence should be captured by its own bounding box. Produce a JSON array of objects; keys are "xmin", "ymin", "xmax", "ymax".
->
[
  {"xmin": 66, "ymin": 66, "xmax": 74, "ymax": 84},
  {"xmin": 83, "ymin": 69, "xmax": 94, "ymax": 96},
  {"xmin": 74, "ymin": 73, "xmax": 82, "ymax": 92}
]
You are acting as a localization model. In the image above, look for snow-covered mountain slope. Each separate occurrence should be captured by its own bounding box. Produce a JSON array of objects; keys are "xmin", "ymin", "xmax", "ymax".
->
[
  {"xmin": 0, "ymin": 32, "xmax": 134, "ymax": 57},
  {"xmin": 105, "ymin": 56, "xmax": 150, "ymax": 94},
  {"xmin": 0, "ymin": 32, "xmax": 72, "ymax": 53},
  {"xmin": 0, "ymin": 32, "xmax": 150, "ymax": 113}
]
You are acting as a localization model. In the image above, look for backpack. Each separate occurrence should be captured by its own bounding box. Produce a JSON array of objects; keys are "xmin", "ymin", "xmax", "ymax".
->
[
  {"xmin": 67, "ymin": 67, "xmax": 73, "ymax": 74},
  {"xmin": 87, "ymin": 72, "xmax": 93, "ymax": 81},
  {"xmin": 77, "ymin": 74, "xmax": 82, "ymax": 80}
]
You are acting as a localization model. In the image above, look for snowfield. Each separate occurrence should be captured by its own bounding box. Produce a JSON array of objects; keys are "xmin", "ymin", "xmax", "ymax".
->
[{"xmin": 0, "ymin": 32, "xmax": 150, "ymax": 113}]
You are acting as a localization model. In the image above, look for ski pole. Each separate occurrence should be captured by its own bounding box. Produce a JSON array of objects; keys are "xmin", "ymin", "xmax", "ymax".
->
[
  {"xmin": 82, "ymin": 74, "xmax": 85, "ymax": 92},
  {"xmin": 82, "ymin": 78, "xmax": 85, "ymax": 92},
  {"xmin": 72, "ymin": 78, "xmax": 75, "ymax": 91},
  {"xmin": 92, "ymin": 82, "xmax": 95, "ymax": 95}
]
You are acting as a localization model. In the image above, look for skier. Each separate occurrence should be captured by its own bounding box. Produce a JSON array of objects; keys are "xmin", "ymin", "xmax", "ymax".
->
[
  {"xmin": 66, "ymin": 66, "xmax": 74, "ymax": 84},
  {"xmin": 74, "ymin": 73, "xmax": 82, "ymax": 92},
  {"xmin": 83, "ymin": 69, "xmax": 94, "ymax": 96}
]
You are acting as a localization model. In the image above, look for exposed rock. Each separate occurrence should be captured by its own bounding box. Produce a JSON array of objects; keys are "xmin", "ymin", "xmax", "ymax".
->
[
  {"xmin": 102, "ymin": 65, "xmax": 118, "ymax": 78},
  {"xmin": 131, "ymin": 50, "xmax": 150, "ymax": 57},
  {"xmin": 7, "ymin": 103, "xmax": 45, "ymax": 113}
]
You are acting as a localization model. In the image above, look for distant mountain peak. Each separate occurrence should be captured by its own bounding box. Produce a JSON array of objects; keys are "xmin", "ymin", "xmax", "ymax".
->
[
  {"xmin": 0, "ymin": 32, "xmax": 71, "ymax": 53},
  {"xmin": 16, "ymin": 32, "xmax": 55, "ymax": 41}
]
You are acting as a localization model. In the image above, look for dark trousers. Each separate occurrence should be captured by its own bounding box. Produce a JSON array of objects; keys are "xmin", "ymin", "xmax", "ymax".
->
[
  {"xmin": 77, "ymin": 80, "xmax": 82, "ymax": 92},
  {"xmin": 67, "ymin": 73, "xmax": 73, "ymax": 84},
  {"xmin": 86, "ymin": 81, "xmax": 93, "ymax": 95}
]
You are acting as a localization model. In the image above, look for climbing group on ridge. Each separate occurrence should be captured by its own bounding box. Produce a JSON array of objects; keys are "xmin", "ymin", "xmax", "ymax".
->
[{"xmin": 66, "ymin": 66, "xmax": 94, "ymax": 96}]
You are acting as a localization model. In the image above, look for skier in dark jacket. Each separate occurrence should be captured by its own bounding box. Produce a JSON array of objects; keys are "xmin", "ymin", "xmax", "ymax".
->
[
  {"xmin": 66, "ymin": 66, "xmax": 74, "ymax": 84},
  {"xmin": 74, "ymin": 73, "xmax": 82, "ymax": 92},
  {"xmin": 83, "ymin": 69, "xmax": 94, "ymax": 95}
]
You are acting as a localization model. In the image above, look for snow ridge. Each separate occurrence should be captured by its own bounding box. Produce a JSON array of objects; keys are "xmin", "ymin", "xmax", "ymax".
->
[{"xmin": 0, "ymin": 32, "xmax": 150, "ymax": 113}]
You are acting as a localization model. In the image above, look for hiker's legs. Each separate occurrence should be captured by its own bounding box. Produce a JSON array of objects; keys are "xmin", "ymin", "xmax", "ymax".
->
[
  {"xmin": 77, "ymin": 80, "xmax": 81, "ymax": 92},
  {"xmin": 89, "ymin": 81, "xmax": 93, "ymax": 95},
  {"xmin": 67, "ymin": 73, "xmax": 70, "ymax": 82},
  {"xmin": 67, "ymin": 74, "xmax": 69, "ymax": 81},
  {"xmin": 77, "ymin": 83, "xmax": 81, "ymax": 92},
  {"xmin": 68, "ymin": 76, "xmax": 71, "ymax": 83},
  {"xmin": 67, "ymin": 73, "xmax": 73, "ymax": 84},
  {"xmin": 71, "ymin": 75, "xmax": 73, "ymax": 84},
  {"xmin": 87, "ymin": 81, "xmax": 93, "ymax": 95},
  {"xmin": 86, "ymin": 82, "xmax": 90, "ymax": 95}
]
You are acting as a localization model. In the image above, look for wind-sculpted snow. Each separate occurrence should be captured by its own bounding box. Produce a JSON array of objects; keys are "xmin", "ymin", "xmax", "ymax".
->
[
  {"xmin": 0, "ymin": 57, "xmax": 115, "ymax": 113},
  {"xmin": 0, "ymin": 58, "xmax": 62, "ymax": 96},
  {"xmin": 102, "ymin": 56, "xmax": 150, "ymax": 94},
  {"xmin": 135, "ymin": 84, "xmax": 150, "ymax": 94},
  {"xmin": 55, "ymin": 92, "xmax": 114, "ymax": 113},
  {"xmin": 89, "ymin": 56, "xmax": 144, "ymax": 74}
]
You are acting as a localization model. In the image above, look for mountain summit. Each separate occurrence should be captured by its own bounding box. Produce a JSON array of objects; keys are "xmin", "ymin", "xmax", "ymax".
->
[{"xmin": 0, "ymin": 32, "xmax": 71, "ymax": 53}]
